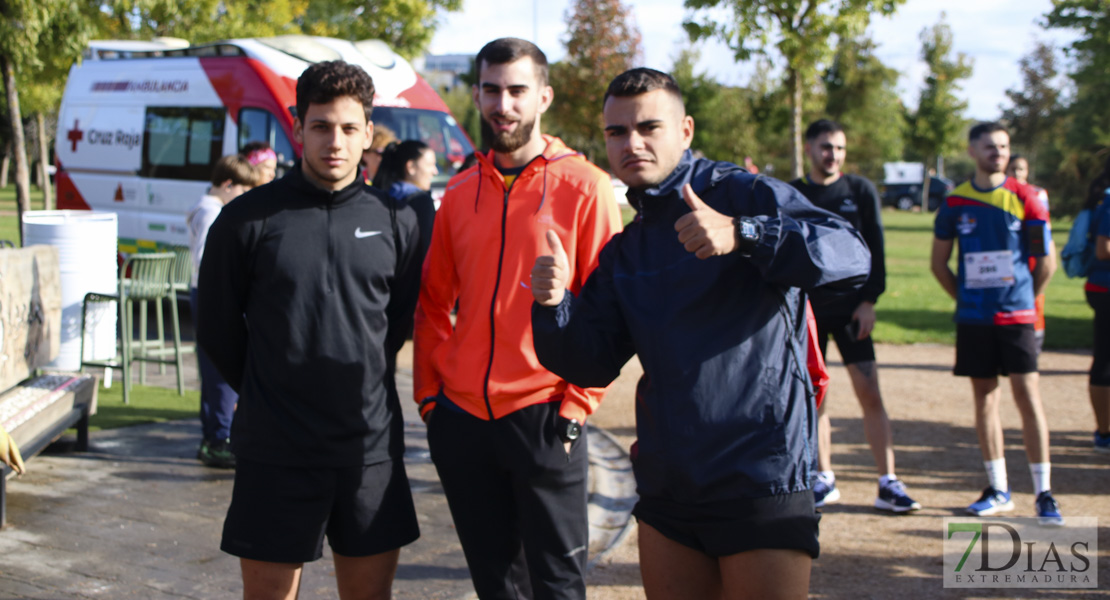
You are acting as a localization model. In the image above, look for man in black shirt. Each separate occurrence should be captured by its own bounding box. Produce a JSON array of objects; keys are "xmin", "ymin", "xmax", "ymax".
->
[
  {"xmin": 790, "ymin": 119, "xmax": 922, "ymax": 514},
  {"xmin": 199, "ymin": 61, "xmax": 424, "ymax": 599}
]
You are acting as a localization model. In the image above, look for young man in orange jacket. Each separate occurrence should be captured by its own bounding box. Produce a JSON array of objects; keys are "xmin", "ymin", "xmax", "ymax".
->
[{"xmin": 413, "ymin": 37, "xmax": 622, "ymax": 599}]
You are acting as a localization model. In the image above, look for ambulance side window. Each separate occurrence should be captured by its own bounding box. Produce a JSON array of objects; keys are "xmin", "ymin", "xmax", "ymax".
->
[
  {"xmin": 238, "ymin": 108, "xmax": 294, "ymax": 164},
  {"xmin": 142, "ymin": 107, "xmax": 226, "ymax": 180}
]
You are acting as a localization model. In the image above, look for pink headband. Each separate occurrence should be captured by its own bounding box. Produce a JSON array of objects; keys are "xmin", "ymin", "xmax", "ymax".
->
[{"xmin": 246, "ymin": 148, "xmax": 277, "ymax": 165}]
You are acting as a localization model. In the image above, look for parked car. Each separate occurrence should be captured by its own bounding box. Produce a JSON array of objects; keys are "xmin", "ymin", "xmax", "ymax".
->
[{"xmin": 881, "ymin": 175, "xmax": 954, "ymax": 211}]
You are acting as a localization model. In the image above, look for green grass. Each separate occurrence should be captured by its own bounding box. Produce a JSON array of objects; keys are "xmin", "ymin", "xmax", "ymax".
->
[
  {"xmin": 0, "ymin": 184, "xmax": 50, "ymax": 245},
  {"xmin": 86, "ymin": 381, "xmax": 199, "ymax": 431},
  {"xmin": 875, "ymin": 210, "xmax": 1089, "ymax": 349}
]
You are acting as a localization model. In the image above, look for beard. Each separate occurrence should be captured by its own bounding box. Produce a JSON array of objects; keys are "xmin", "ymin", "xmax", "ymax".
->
[{"xmin": 480, "ymin": 113, "xmax": 536, "ymax": 153}]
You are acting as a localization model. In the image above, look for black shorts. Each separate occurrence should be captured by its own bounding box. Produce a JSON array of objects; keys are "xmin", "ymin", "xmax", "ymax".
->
[
  {"xmin": 221, "ymin": 458, "xmax": 420, "ymax": 563},
  {"xmin": 1087, "ymin": 291, "xmax": 1110, "ymax": 386},
  {"xmin": 815, "ymin": 315, "xmax": 876, "ymax": 365},
  {"xmin": 632, "ymin": 490, "xmax": 820, "ymax": 559},
  {"xmin": 954, "ymin": 323, "xmax": 1038, "ymax": 378}
]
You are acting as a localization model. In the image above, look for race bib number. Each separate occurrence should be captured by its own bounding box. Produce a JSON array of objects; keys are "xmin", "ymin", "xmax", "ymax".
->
[{"xmin": 964, "ymin": 250, "xmax": 1015, "ymax": 289}]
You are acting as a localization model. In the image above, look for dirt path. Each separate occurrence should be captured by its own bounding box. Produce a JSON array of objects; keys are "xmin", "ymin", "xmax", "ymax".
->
[{"xmin": 581, "ymin": 343, "xmax": 1110, "ymax": 599}]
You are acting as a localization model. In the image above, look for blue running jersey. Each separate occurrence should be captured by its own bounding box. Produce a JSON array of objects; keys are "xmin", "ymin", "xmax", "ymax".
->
[
  {"xmin": 1087, "ymin": 193, "xmax": 1110, "ymax": 292},
  {"xmin": 935, "ymin": 177, "xmax": 1051, "ymax": 325}
]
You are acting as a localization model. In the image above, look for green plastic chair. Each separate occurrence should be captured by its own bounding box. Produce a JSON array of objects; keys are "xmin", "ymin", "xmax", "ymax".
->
[
  {"xmin": 145, "ymin": 247, "xmax": 195, "ymax": 376},
  {"xmin": 171, "ymin": 246, "xmax": 192, "ymax": 294},
  {"xmin": 79, "ymin": 253, "xmax": 185, "ymax": 404}
]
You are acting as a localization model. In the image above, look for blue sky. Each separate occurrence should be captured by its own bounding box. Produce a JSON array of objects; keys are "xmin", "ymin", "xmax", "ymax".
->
[{"xmin": 430, "ymin": 0, "xmax": 1081, "ymax": 121}]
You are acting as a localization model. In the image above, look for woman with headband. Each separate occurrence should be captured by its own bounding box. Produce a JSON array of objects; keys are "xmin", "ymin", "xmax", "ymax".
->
[{"xmin": 241, "ymin": 141, "xmax": 278, "ymax": 184}]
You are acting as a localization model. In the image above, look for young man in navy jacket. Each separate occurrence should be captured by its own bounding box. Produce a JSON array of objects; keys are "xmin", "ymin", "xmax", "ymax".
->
[{"xmin": 530, "ymin": 68, "xmax": 871, "ymax": 599}]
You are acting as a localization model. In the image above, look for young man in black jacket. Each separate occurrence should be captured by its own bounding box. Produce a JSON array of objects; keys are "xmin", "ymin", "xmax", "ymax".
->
[
  {"xmin": 790, "ymin": 119, "xmax": 921, "ymax": 514},
  {"xmin": 530, "ymin": 68, "xmax": 871, "ymax": 599},
  {"xmin": 198, "ymin": 60, "xmax": 424, "ymax": 600}
]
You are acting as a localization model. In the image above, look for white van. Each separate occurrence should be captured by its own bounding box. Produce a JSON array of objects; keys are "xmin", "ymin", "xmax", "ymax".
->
[{"xmin": 55, "ymin": 35, "xmax": 474, "ymax": 255}]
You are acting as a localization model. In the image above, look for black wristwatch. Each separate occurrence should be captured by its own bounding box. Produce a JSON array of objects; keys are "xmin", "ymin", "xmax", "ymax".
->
[
  {"xmin": 557, "ymin": 417, "xmax": 582, "ymax": 443},
  {"xmin": 733, "ymin": 216, "xmax": 763, "ymax": 256}
]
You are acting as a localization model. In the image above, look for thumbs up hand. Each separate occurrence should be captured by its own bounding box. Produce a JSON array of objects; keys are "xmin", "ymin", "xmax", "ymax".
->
[
  {"xmin": 532, "ymin": 230, "xmax": 571, "ymax": 306},
  {"xmin": 674, "ymin": 183, "xmax": 737, "ymax": 259}
]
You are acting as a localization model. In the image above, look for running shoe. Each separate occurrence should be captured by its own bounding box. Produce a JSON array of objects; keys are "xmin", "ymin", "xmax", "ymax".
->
[
  {"xmin": 198, "ymin": 438, "xmax": 236, "ymax": 469},
  {"xmin": 966, "ymin": 486, "xmax": 1013, "ymax": 516},
  {"xmin": 874, "ymin": 479, "xmax": 922, "ymax": 513},
  {"xmin": 1035, "ymin": 490, "xmax": 1065, "ymax": 527},
  {"xmin": 814, "ymin": 478, "xmax": 840, "ymax": 507},
  {"xmin": 1095, "ymin": 431, "xmax": 1110, "ymax": 454}
]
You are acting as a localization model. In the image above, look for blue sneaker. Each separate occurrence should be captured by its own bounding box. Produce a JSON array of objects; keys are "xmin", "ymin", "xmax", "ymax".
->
[
  {"xmin": 814, "ymin": 478, "xmax": 840, "ymax": 507},
  {"xmin": 1036, "ymin": 491, "xmax": 1065, "ymax": 527},
  {"xmin": 1095, "ymin": 431, "xmax": 1110, "ymax": 454},
  {"xmin": 874, "ymin": 479, "xmax": 922, "ymax": 513},
  {"xmin": 967, "ymin": 486, "xmax": 1014, "ymax": 516}
]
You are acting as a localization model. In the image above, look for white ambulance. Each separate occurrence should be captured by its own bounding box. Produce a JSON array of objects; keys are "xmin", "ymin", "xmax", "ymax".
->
[{"xmin": 55, "ymin": 35, "xmax": 474, "ymax": 255}]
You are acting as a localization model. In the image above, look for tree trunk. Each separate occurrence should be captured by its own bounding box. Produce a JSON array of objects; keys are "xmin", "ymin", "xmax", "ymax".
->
[
  {"xmin": 788, "ymin": 67, "xmax": 803, "ymax": 180},
  {"xmin": 1, "ymin": 54, "xmax": 30, "ymax": 245},
  {"xmin": 0, "ymin": 141, "xmax": 9, "ymax": 188},
  {"xmin": 36, "ymin": 112, "xmax": 52, "ymax": 210}
]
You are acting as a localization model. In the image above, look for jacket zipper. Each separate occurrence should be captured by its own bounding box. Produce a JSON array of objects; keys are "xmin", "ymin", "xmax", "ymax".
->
[
  {"xmin": 482, "ymin": 189, "xmax": 510, "ymax": 420},
  {"xmin": 325, "ymin": 197, "xmax": 335, "ymax": 293}
]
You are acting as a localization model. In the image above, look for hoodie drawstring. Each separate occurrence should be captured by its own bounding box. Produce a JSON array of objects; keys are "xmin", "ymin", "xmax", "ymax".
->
[
  {"xmin": 474, "ymin": 162, "xmax": 484, "ymax": 214},
  {"xmin": 534, "ymin": 161, "xmax": 549, "ymax": 215}
]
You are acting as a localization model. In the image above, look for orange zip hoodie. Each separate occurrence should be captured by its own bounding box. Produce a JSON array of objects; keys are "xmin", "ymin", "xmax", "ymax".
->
[{"xmin": 413, "ymin": 135, "xmax": 622, "ymax": 422}]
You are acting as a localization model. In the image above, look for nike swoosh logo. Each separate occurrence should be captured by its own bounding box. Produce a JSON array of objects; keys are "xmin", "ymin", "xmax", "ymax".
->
[{"xmin": 355, "ymin": 228, "xmax": 382, "ymax": 238}]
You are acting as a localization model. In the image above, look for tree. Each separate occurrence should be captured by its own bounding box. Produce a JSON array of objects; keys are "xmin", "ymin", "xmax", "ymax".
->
[
  {"xmin": 92, "ymin": 0, "xmax": 300, "ymax": 42},
  {"xmin": 1000, "ymin": 41, "xmax": 1063, "ymax": 182},
  {"xmin": 299, "ymin": 0, "xmax": 463, "ymax": 59},
  {"xmin": 671, "ymin": 45, "xmax": 758, "ymax": 166},
  {"xmin": 905, "ymin": 13, "xmax": 972, "ymax": 204},
  {"xmin": 823, "ymin": 33, "xmax": 905, "ymax": 182},
  {"xmin": 684, "ymin": 0, "xmax": 906, "ymax": 179},
  {"xmin": 19, "ymin": 3, "xmax": 96, "ymax": 209},
  {"xmin": 546, "ymin": 0, "xmax": 642, "ymax": 168},
  {"xmin": 93, "ymin": 0, "xmax": 463, "ymax": 59},
  {"xmin": 1044, "ymin": 0, "xmax": 1110, "ymax": 212},
  {"xmin": 0, "ymin": 0, "xmax": 58, "ymax": 238}
]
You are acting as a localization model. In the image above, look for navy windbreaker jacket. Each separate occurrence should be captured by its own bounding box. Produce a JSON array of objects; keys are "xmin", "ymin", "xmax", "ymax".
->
[{"xmin": 532, "ymin": 151, "xmax": 871, "ymax": 503}]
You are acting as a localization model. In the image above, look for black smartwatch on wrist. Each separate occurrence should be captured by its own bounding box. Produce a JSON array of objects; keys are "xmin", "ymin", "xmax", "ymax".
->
[
  {"xmin": 557, "ymin": 417, "xmax": 582, "ymax": 443},
  {"xmin": 733, "ymin": 216, "xmax": 763, "ymax": 256}
]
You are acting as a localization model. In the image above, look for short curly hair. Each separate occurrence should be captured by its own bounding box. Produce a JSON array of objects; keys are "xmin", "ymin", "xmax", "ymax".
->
[{"xmin": 295, "ymin": 60, "xmax": 375, "ymax": 124}]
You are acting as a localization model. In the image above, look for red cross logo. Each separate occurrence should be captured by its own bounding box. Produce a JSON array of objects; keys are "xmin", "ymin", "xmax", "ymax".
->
[{"xmin": 67, "ymin": 120, "xmax": 84, "ymax": 152}]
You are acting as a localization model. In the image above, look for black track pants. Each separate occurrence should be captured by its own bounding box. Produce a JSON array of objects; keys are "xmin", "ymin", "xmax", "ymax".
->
[{"xmin": 427, "ymin": 399, "xmax": 588, "ymax": 600}]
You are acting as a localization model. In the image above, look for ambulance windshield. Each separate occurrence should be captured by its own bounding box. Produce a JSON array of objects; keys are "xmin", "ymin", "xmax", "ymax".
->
[
  {"xmin": 256, "ymin": 36, "xmax": 342, "ymax": 64},
  {"xmin": 371, "ymin": 107, "xmax": 474, "ymax": 188}
]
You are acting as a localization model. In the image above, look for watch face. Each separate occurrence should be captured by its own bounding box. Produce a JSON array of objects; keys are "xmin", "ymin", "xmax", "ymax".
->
[{"xmin": 740, "ymin": 220, "xmax": 759, "ymax": 239}]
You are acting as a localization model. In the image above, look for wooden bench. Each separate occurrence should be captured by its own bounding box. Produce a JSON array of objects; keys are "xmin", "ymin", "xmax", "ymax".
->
[
  {"xmin": 0, "ymin": 374, "xmax": 97, "ymax": 526},
  {"xmin": 0, "ymin": 245, "xmax": 98, "ymax": 527}
]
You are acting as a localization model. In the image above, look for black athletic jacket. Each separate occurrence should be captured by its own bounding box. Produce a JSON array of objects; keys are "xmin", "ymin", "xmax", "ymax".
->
[
  {"xmin": 532, "ymin": 151, "xmax": 870, "ymax": 503},
  {"xmin": 198, "ymin": 163, "xmax": 423, "ymax": 467}
]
